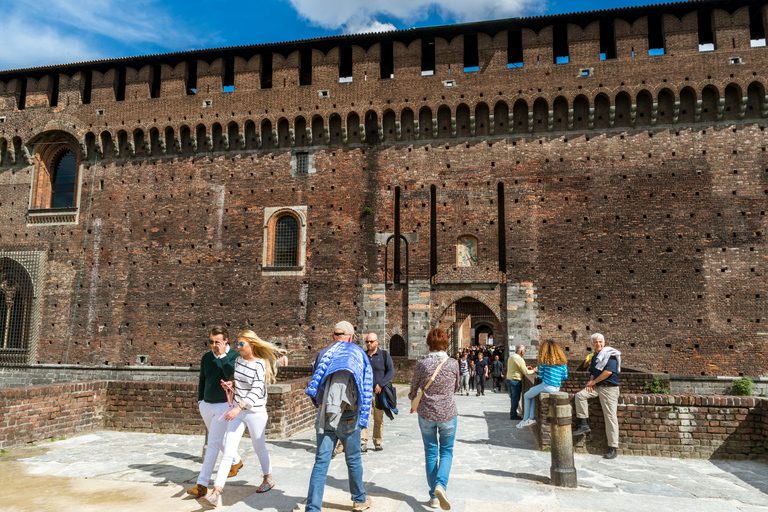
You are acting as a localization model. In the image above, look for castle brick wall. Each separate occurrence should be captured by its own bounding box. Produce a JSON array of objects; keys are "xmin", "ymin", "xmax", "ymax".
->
[{"xmin": 0, "ymin": 1, "xmax": 767, "ymax": 378}]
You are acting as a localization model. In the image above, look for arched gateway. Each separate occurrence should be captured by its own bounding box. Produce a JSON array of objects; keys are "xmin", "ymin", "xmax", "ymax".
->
[{"xmin": 434, "ymin": 297, "xmax": 503, "ymax": 355}]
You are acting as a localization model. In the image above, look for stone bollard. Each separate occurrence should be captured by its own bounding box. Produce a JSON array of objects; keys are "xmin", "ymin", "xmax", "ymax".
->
[{"xmin": 548, "ymin": 391, "xmax": 577, "ymax": 487}]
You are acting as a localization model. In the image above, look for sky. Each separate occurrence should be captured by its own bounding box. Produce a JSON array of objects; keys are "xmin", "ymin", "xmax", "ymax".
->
[{"xmin": 1, "ymin": 0, "xmax": 671, "ymax": 72}]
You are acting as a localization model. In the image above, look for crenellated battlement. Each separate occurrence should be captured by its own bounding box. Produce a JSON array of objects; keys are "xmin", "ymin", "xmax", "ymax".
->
[{"xmin": 0, "ymin": 1, "xmax": 767, "ymax": 166}]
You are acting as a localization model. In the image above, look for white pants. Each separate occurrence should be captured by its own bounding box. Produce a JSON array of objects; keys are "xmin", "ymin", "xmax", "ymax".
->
[
  {"xmin": 213, "ymin": 409, "xmax": 271, "ymax": 489},
  {"xmin": 197, "ymin": 401, "xmax": 242, "ymax": 486}
]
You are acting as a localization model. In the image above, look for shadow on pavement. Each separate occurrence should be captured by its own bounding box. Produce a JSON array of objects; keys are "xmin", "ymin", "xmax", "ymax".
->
[
  {"xmin": 325, "ymin": 474, "xmax": 426, "ymax": 510},
  {"xmin": 455, "ymin": 410, "xmax": 538, "ymax": 451},
  {"xmin": 710, "ymin": 460, "xmax": 768, "ymax": 496},
  {"xmin": 475, "ymin": 468, "xmax": 550, "ymax": 484}
]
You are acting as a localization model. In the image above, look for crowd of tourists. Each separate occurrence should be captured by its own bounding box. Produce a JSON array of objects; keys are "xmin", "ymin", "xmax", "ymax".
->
[{"xmin": 187, "ymin": 323, "xmax": 621, "ymax": 511}]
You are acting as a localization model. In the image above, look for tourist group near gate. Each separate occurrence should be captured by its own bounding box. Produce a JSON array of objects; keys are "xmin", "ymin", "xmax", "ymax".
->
[{"xmin": 0, "ymin": 0, "xmax": 767, "ymax": 510}]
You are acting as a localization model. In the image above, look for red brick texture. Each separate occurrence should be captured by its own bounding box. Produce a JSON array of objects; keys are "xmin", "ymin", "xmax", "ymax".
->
[
  {"xmin": 0, "ymin": 381, "xmax": 108, "ymax": 450},
  {"xmin": 0, "ymin": 378, "xmax": 315, "ymax": 450}
]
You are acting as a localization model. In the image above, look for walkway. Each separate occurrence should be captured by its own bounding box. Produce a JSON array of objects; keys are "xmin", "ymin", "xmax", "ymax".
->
[{"xmin": 1, "ymin": 390, "xmax": 766, "ymax": 511}]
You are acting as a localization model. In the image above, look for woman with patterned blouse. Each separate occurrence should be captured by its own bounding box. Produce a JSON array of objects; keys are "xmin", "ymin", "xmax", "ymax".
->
[
  {"xmin": 201, "ymin": 330, "xmax": 281, "ymax": 508},
  {"xmin": 408, "ymin": 328, "xmax": 460, "ymax": 510}
]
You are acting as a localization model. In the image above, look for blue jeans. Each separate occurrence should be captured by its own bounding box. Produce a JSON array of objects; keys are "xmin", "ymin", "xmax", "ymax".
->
[
  {"xmin": 306, "ymin": 410, "xmax": 365, "ymax": 511},
  {"xmin": 418, "ymin": 415, "xmax": 457, "ymax": 499},
  {"xmin": 506, "ymin": 379, "xmax": 522, "ymax": 419},
  {"xmin": 522, "ymin": 382, "xmax": 559, "ymax": 420}
]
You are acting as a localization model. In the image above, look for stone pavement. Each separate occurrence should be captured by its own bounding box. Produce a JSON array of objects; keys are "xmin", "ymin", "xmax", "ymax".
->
[{"xmin": 1, "ymin": 390, "xmax": 767, "ymax": 512}]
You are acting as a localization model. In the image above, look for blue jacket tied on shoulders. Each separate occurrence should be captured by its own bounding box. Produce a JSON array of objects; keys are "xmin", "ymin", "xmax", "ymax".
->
[{"xmin": 305, "ymin": 341, "xmax": 373, "ymax": 428}]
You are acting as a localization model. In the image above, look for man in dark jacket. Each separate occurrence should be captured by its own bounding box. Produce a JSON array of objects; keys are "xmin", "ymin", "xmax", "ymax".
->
[
  {"xmin": 187, "ymin": 326, "xmax": 242, "ymax": 498},
  {"xmin": 490, "ymin": 354, "xmax": 504, "ymax": 392},
  {"xmin": 360, "ymin": 332, "xmax": 394, "ymax": 452}
]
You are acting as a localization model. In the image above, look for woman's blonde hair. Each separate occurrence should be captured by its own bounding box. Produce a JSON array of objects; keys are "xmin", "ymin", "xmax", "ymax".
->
[
  {"xmin": 237, "ymin": 330, "xmax": 286, "ymax": 385},
  {"xmin": 537, "ymin": 339, "xmax": 567, "ymax": 366}
]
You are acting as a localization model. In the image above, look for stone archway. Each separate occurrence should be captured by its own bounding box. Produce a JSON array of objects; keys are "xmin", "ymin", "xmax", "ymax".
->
[{"xmin": 435, "ymin": 297, "xmax": 502, "ymax": 355}]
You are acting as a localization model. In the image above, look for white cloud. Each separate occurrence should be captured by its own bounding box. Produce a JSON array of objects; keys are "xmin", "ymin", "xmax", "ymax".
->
[
  {"xmin": 0, "ymin": 16, "xmax": 102, "ymax": 70},
  {"xmin": 0, "ymin": 0, "xmax": 202, "ymax": 71},
  {"xmin": 286, "ymin": 0, "xmax": 545, "ymax": 34}
]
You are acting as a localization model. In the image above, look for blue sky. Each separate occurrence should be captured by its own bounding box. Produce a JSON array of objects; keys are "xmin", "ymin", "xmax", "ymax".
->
[{"xmin": 2, "ymin": 0, "xmax": 667, "ymax": 71}]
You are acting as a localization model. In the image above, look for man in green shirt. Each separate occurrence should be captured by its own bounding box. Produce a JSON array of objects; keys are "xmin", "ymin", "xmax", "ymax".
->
[
  {"xmin": 187, "ymin": 326, "xmax": 243, "ymax": 497},
  {"xmin": 506, "ymin": 345, "xmax": 533, "ymax": 421}
]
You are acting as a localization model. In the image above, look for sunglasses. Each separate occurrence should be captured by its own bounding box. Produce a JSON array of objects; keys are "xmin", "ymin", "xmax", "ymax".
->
[
  {"xmin": 333, "ymin": 332, "xmax": 346, "ymax": 336},
  {"xmin": 236, "ymin": 341, "xmax": 246, "ymax": 348}
]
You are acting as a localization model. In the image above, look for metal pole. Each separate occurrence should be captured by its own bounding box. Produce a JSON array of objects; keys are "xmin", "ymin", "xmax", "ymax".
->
[{"xmin": 548, "ymin": 391, "xmax": 577, "ymax": 487}]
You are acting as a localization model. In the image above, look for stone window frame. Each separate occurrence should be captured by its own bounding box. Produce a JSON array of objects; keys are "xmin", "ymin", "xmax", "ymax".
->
[
  {"xmin": 27, "ymin": 134, "xmax": 83, "ymax": 225},
  {"xmin": 262, "ymin": 206, "xmax": 308, "ymax": 276}
]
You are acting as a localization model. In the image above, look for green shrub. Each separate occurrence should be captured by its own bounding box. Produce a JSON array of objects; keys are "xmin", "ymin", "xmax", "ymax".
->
[
  {"xmin": 363, "ymin": 206, "xmax": 373, "ymax": 216},
  {"xmin": 643, "ymin": 378, "xmax": 670, "ymax": 394},
  {"xmin": 732, "ymin": 377, "xmax": 754, "ymax": 396}
]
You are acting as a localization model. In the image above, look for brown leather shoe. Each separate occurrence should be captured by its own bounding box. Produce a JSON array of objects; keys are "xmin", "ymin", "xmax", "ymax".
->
[
  {"xmin": 228, "ymin": 460, "xmax": 243, "ymax": 477},
  {"xmin": 187, "ymin": 484, "xmax": 208, "ymax": 496}
]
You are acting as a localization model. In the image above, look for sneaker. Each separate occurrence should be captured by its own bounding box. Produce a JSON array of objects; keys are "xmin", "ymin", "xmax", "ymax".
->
[
  {"xmin": 227, "ymin": 460, "xmax": 243, "ymax": 477},
  {"xmin": 510, "ymin": 415, "xmax": 523, "ymax": 421},
  {"xmin": 186, "ymin": 484, "xmax": 208, "ymax": 496},
  {"xmin": 572, "ymin": 424, "xmax": 592, "ymax": 436},
  {"xmin": 604, "ymin": 447, "xmax": 618, "ymax": 459},
  {"xmin": 434, "ymin": 485, "xmax": 451, "ymax": 510},
  {"xmin": 200, "ymin": 489, "xmax": 221, "ymax": 508},
  {"xmin": 516, "ymin": 418, "xmax": 536, "ymax": 429},
  {"xmin": 429, "ymin": 497, "xmax": 440, "ymax": 508},
  {"xmin": 360, "ymin": 443, "xmax": 368, "ymax": 453},
  {"xmin": 374, "ymin": 444, "xmax": 383, "ymax": 451},
  {"xmin": 352, "ymin": 496, "xmax": 372, "ymax": 512}
]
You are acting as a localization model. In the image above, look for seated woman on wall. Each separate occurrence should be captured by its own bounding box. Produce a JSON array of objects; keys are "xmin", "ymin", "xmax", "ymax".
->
[{"xmin": 516, "ymin": 339, "xmax": 568, "ymax": 429}]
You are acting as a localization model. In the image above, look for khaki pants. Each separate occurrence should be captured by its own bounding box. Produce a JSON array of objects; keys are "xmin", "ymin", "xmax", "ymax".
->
[
  {"xmin": 574, "ymin": 386, "xmax": 620, "ymax": 448},
  {"xmin": 360, "ymin": 405, "xmax": 385, "ymax": 446}
]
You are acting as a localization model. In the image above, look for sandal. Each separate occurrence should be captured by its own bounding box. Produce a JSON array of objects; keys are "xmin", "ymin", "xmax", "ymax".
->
[
  {"xmin": 256, "ymin": 475, "xmax": 275, "ymax": 493},
  {"xmin": 200, "ymin": 488, "xmax": 221, "ymax": 508}
]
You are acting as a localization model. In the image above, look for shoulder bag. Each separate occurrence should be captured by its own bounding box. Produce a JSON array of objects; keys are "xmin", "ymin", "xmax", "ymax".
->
[{"xmin": 410, "ymin": 358, "xmax": 448, "ymax": 412}]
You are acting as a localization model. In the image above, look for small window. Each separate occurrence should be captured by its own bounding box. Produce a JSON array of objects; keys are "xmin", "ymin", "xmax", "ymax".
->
[
  {"xmin": 273, "ymin": 215, "xmax": 299, "ymax": 267},
  {"xmin": 51, "ymin": 151, "xmax": 77, "ymax": 208},
  {"xmin": 296, "ymin": 152, "xmax": 309, "ymax": 175}
]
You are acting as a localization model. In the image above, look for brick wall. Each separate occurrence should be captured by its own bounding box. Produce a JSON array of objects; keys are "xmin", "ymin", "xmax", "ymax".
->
[
  {"xmin": 1, "ymin": 1, "xmax": 768, "ymax": 379},
  {"xmin": 559, "ymin": 367, "xmax": 669, "ymax": 395},
  {"xmin": 266, "ymin": 377, "xmax": 316, "ymax": 438},
  {"xmin": 104, "ymin": 381, "xmax": 204, "ymax": 435},
  {"xmin": 0, "ymin": 382, "xmax": 108, "ymax": 450},
  {"xmin": 392, "ymin": 357, "xmax": 419, "ymax": 384},
  {"xmin": 534, "ymin": 393, "xmax": 768, "ymax": 460},
  {"xmin": 0, "ymin": 378, "xmax": 315, "ymax": 450}
]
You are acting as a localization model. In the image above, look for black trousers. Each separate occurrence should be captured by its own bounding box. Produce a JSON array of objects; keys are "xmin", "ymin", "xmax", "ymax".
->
[{"xmin": 475, "ymin": 374, "xmax": 486, "ymax": 394}]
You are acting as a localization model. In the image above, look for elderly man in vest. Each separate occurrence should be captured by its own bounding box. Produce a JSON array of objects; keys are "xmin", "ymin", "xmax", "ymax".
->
[
  {"xmin": 573, "ymin": 332, "xmax": 621, "ymax": 459},
  {"xmin": 305, "ymin": 321, "xmax": 374, "ymax": 512}
]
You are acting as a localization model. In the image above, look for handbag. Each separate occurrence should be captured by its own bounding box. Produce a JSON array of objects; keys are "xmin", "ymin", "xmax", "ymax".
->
[{"xmin": 411, "ymin": 358, "xmax": 448, "ymax": 411}]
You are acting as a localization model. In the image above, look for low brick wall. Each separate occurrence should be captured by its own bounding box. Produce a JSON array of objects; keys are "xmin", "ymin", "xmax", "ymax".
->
[
  {"xmin": 534, "ymin": 393, "xmax": 768, "ymax": 460},
  {"xmin": 0, "ymin": 382, "xmax": 108, "ymax": 450},
  {"xmin": 275, "ymin": 366, "xmax": 313, "ymax": 381},
  {"xmin": 559, "ymin": 367, "xmax": 668, "ymax": 395},
  {"xmin": 105, "ymin": 381, "xmax": 204, "ymax": 435},
  {"xmin": 391, "ymin": 357, "xmax": 419, "ymax": 384},
  {"xmin": 266, "ymin": 377, "xmax": 316, "ymax": 438},
  {"xmin": 0, "ymin": 377, "xmax": 315, "ymax": 450}
]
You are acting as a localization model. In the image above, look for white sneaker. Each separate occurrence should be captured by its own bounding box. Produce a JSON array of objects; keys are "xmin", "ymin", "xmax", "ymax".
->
[
  {"xmin": 429, "ymin": 497, "xmax": 440, "ymax": 508},
  {"xmin": 515, "ymin": 419, "xmax": 527, "ymax": 429},
  {"xmin": 434, "ymin": 485, "xmax": 450, "ymax": 510}
]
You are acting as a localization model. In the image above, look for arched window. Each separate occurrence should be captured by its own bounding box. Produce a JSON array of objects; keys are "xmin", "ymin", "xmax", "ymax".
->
[
  {"xmin": 389, "ymin": 335, "xmax": 406, "ymax": 357},
  {"xmin": 51, "ymin": 150, "xmax": 77, "ymax": 208},
  {"xmin": 29, "ymin": 132, "xmax": 81, "ymax": 223},
  {"xmin": 273, "ymin": 215, "xmax": 298, "ymax": 267},
  {"xmin": 262, "ymin": 206, "xmax": 307, "ymax": 276}
]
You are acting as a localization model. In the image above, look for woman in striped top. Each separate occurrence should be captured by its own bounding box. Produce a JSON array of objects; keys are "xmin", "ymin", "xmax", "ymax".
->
[
  {"xmin": 201, "ymin": 330, "xmax": 280, "ymax": 508},
  {"xmin": 516, "ymin": 340, "xmax": 568, "ymax": 429}
]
